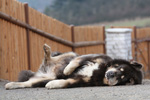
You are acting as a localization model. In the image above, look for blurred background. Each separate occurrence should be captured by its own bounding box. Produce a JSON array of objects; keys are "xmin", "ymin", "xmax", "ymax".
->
[{"xmin": 17, "ymin": 0, "xmax": 150, "ymax": 27}]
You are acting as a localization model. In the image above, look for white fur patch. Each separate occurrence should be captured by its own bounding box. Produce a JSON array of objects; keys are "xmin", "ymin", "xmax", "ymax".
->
[
  {"xmin": 45, "ymin": 79, "xmax": 77, "ymax": 89},
  {"xmin": 46, "ymin": 80, "xmax": 68, "ymax": 89},
  {"xmin": 108, "ymin": 78, "xmax": 118, "ymax": 86},
  {"xmin": 5, "ymin": 82, "xmax": 26, "ymax": 89},
  {"xmin": 35, "ymin": 66, "xmax": 56, "ymax": 79},
  {"xmin": 77, "ymin": 62, "xmax": 99, "ymax": 77},
  {"xmin": 5, "ymin": 81, "xmax": 32, "ymax": 90},
  {"xmin": 5, "ymin": 77, "xmax": 53, "ymax": 90}
]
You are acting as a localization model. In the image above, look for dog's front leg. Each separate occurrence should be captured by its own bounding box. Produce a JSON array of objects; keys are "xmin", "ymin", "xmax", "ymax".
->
[
  {"xmin": 63, "ymin": 57, "xmax": 81, "ymax": 75},
  {"xmin": 45, "ymin": 78, "xmax": 78, "ymax": 89}
]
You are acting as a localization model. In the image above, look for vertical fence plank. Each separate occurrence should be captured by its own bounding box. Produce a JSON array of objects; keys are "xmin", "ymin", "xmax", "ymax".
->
[
  {"xmin": 71, "ymin": 25, "xmax": 75, "ymax": 52},
  {"xmin": 136, "ymin": 28, "xmax": 150, "ymax": 78},
  {"xmin": 147, "ymin": 42, "xmax": 150, "ymax": 77},
  {"xmin": 24, "ymin": 3, "xmax": 30, "ymax": 70},
  {"xmin": 133, "ymin": 26, "xmax": 137, "ymax": 61},
  {"xmin": 102, "ymin": 26, "xmax": 106, "ymax": 54}
]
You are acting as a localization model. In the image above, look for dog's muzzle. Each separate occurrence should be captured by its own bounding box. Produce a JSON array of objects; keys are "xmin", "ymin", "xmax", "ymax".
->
[
  {"xmin": 105, "ymin": 71, "xmax": 116, "ymax": 79},
  {"xmin": 105, "ymin": 68, "xmax": 119, "ymax": 86}
]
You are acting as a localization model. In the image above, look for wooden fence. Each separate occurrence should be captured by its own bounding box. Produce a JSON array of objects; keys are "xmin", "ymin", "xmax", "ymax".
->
[
  {"xmin": 0, "ymin": 0, "xmax": 150, "ymax": 81},
  {"xmin": 0, "ymin": 0, "xmax": 104, "ymax": 81}
]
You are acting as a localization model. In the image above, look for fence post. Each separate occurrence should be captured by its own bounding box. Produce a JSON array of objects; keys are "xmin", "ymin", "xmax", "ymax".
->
[
  {"xmin": 71, "ymin": 25, "xmax": 75, "ymax": 52},
  {"xmin": 148, "ymin": 42, "xmax": 150, "ymax": 76},
  {"xmin": 24, "ymin": 3, "xmax": 31, "ymax": 70},
  {"xmin": 102, "ymin": 26, "xmax": 106, "ymax": 54},
  {"xmin": 133, "ymin": 26, "xmax": 137, "ymax": 61}
]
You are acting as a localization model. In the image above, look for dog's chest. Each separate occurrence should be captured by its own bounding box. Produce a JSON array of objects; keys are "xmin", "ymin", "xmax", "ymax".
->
[{"xmin": 77, "ymin": 63, "xmax": 99, "ymax": 77}]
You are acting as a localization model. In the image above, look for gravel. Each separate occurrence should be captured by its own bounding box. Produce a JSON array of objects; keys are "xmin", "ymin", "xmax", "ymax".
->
[{"xmin": 0, "ymin": 79, "xmax": 150, "ymax": 100}]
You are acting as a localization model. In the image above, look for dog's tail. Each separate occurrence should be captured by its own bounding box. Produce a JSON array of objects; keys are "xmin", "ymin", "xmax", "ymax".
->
[{"xmin": 18, "ymin": 70, "xmax": 35, "ymax": 82}]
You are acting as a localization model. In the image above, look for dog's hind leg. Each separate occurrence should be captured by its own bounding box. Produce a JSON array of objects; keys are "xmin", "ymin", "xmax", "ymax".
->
[
  {"xmin": 45, "ymin": 78, "xmax": 79, "ymax": 89},
  {"xmin": 43, "ymin": 44, "xmax": 52, "ymax": 65},
  {"xmin": 5, "ymin": 77, "xmax": 52, "ymax": 90}
]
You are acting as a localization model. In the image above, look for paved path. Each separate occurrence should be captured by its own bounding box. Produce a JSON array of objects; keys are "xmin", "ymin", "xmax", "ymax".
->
[{"xmin": 0, "ymin": 79, "xmax": 150, "ymax": 100}]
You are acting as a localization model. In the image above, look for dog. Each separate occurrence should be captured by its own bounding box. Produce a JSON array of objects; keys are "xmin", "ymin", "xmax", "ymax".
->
[{"xmin": 5, "ymin": 44, "xmax": 143, "ymax": 89}]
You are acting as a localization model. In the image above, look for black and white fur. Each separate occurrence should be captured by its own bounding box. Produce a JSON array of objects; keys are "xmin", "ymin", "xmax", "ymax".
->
[{"xmin": 5, "ymin": 44, "xmax": 143, "ymax": 89}]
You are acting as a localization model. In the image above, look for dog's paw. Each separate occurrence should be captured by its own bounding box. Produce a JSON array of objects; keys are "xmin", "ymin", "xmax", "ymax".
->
[
  {"xmin": 5, "ymin": 82, "xmax": 19, "ymax": 90},
  {"xmin": 43, "ymin": 44, "xmax": 51, "ymax": 55},
  {"xmin": 45, "ymin": 80, "xmax": 67, "ymax": 89},
  {"xmin": 63, "ymin": 67, "xmax": 74, "ymax": 76},
  {"xmin": 64, "ymin": 58, "xmax": 80, "ymax": 75}
]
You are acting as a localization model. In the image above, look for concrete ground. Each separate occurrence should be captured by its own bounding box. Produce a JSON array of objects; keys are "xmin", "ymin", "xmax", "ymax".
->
[{"xmin": 0, "ymin": 79, "xmax": 150, "ymax": 100}]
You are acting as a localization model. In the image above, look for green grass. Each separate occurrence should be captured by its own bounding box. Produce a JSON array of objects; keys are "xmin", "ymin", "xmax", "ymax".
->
[{"xmin": 87, "ymin": 17, "xmax": 150, "ymax": 28}]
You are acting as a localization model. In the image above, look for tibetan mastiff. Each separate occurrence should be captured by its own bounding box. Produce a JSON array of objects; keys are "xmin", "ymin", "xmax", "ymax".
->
[{"xmin": 5, "ymin": 44, "xmax": 143, "ymax": 89}]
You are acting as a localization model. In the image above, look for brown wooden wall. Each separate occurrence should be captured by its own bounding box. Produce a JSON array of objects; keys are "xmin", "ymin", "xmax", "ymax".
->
[
  {"xmin": 136, "ymin": 28, "xmax": 150, "ymax": 78},
  {"xmin": 0, "ymin": 0, "xmax": 150, "ymax": 81},
  {"xmin": 73, "ymin": 26, "xmax": 105, "ymax": 55},
  {"xmin": 0, "ymin": 0, "xmax": 28, "ymax": 81}
]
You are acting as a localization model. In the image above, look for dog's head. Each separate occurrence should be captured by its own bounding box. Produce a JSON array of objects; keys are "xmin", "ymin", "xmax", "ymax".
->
[{"xmin": 104, "ymin": 59, "xmax": 143, "ymax": 86}]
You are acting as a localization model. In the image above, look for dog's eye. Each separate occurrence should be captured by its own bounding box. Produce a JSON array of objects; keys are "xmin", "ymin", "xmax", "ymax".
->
[
  {"xmin": 120, "ymin": 68, "xmax": 124, "ymax": 72},
  {"xmin": 121, "ymin": 75, "xmax": 125, "ymax": 79},
  {"xmin": 113, "ymin": 64, "xmax": 119, "ymax": 67}
]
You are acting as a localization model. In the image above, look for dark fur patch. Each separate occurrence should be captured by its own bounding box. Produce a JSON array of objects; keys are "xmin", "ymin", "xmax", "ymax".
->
[
  {"xmin": 107, "ymin": 59, "xmax": 131, "ymax": 67},
  {"xmin": 51, "ymin": 52, "xmax": 62, "ymax": 57},
  {"xmin": 32, "ymin": 80, "xmax": 51, "ymax": 87},
  {"xmin": 18, "ymin": 70, "xmax": 34, "ymax": 82},
  {"xmin": 90, "ymin": 63, "xmax": 108, "ymax": 86},
  {"xmin": 78, "ymin": 54, "xmax": 112, "ymax": 66}
]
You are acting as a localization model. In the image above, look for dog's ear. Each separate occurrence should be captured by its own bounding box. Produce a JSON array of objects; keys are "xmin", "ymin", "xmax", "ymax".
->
[{"xmin": 130, "ymin": 61, "xmax": 143, "ymax": 70}]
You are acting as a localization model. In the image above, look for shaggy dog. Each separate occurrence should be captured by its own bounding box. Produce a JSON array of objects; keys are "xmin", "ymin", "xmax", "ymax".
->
[{"xmin": 5, "ymin": 44, "xmax": 143, "ymax": 89}]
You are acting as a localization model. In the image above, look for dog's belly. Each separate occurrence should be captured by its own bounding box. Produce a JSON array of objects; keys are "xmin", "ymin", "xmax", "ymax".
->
[
  {"xmin": 35, "ymin": 67, "xmax": 56, "ymax": 79},
  {"xmin": 77, "ymin": 62, "xmax": 99, "ymax": 77}
]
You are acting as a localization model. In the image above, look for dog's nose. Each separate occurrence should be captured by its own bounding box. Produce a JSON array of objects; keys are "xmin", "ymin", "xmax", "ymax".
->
[{"xmin": 106, "ymin": 71, "xmax": 116, "ymax": 79}]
